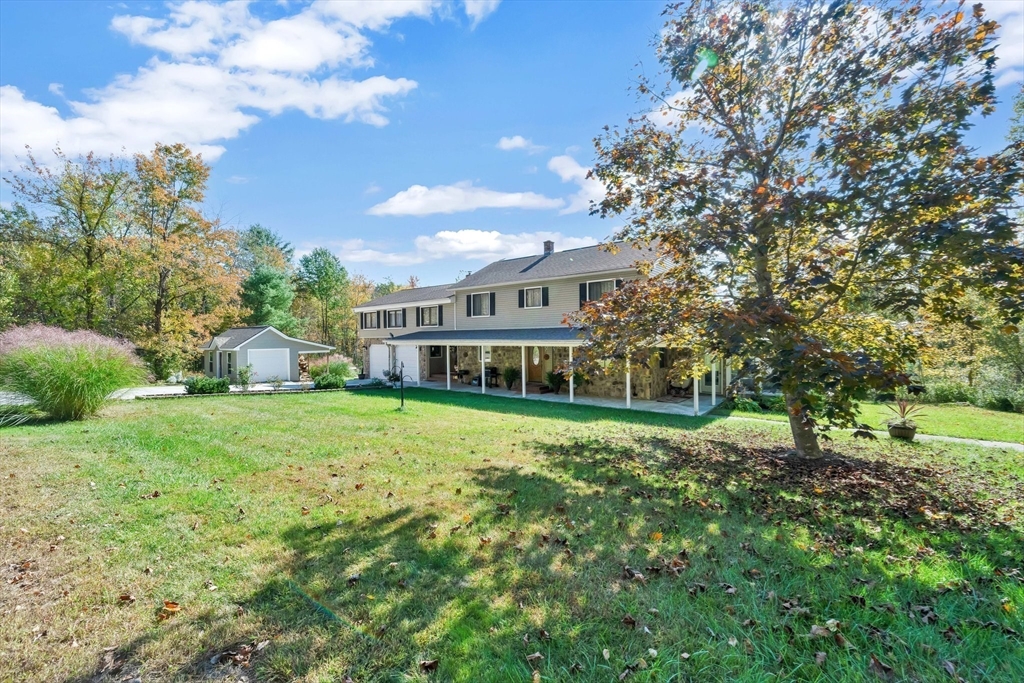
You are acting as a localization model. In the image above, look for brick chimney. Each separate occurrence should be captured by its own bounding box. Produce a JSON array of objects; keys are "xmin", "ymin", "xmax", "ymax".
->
[{"xmin": 543, "ymin": 240, "xmax": 554, "ymax": 255}]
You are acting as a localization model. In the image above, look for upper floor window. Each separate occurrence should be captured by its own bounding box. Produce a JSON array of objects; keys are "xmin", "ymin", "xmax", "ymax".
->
[
  {"xmin": 386, "ymin": 309, "xmax": 404, "ymax": 328},
  {"xmin": 470, "ymin": 292, "xmax": 491, "ymax": 317},
  {"xmin": 587, "ymin": 279, "xmax": 615, "ymax": 300},
  {"xmin": 420, "ymin": 305, "xmax": 439, "ymax": 327},
  {"xmin": 524, "ymin": 287, "xmax": 543, "ymax": 308},
  {"xmin": 362, "ymin": 312, "xmax": 378, "ymax": 329}
]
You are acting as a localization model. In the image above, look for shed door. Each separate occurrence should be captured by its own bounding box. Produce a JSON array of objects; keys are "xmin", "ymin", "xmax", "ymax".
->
[
  {"xmin": 395, "ymin": 345, "xmax": 419, "ymax": 381},
  {"xmin": 368, "ymin": 344, "xmax": 390, "ymax": 380},
  {"xmin": 248, "ymin": 348, "xmax": 290, "ymax": 382}
]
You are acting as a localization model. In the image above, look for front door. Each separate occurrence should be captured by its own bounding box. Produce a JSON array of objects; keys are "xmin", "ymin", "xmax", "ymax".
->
[{"xmin": 527, "ymin": 346, "xmax": 544, "ymax": 383}]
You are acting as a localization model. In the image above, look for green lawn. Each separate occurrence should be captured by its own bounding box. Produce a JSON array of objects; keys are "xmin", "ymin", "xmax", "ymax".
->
[
  {"xmin": 2, "ymin": 389, "xmax": 1022, "ymax": 682},
  {"xmin": 711, "ymin": 401, "xmax": 1024, "ymax": 444}
]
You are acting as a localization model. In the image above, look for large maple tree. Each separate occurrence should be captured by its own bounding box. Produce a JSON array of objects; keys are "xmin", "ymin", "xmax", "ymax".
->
[{"xmin": 570, "ymin": 0, "xmax": 1023, "ymax": 457}]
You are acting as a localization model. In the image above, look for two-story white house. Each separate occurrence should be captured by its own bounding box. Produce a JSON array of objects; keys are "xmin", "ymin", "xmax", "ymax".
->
[{"xmin": 353, "ymin": 241, "xmax": 729, "ymax": 414}]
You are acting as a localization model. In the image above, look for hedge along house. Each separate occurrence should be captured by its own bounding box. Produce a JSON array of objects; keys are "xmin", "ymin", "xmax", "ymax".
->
[
  {"xmin": 199, "ymin": 326, "xmax": 334, "ymax": 383},
  {"xmin": 354, "ymin": 241, "xmax": 732, "ymax": 416}
]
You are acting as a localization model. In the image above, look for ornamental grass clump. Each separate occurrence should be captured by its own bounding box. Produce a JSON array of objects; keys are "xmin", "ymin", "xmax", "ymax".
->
[{"xmin": 0, "ymin": 324, "xmax": 146, "ymax": 421}]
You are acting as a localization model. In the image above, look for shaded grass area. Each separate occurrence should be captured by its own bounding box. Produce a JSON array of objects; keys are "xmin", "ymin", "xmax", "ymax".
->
[
  {"xmin": 1, "ymin": 389, "xmax": 1022, "ymax": 682},
  {"xmin": 710, "ymin": 401, "xmax": 1024, "ymax": 444}
]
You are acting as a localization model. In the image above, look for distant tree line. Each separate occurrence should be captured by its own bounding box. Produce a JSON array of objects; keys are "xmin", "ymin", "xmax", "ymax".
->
[{"xmin": 0, "ymin": 143, "xmax": 404, "ymax": 377}]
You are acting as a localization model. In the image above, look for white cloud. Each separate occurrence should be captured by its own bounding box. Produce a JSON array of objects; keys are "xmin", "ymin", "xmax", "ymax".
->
[
  {"xmin": 48, "ymin": 83, "xmax": 64, "ymax": 96},
  {"xmin": 463, "ymin": 0, "xmax": 501, "ymax": 28},
  {"xmin": 497, "ymin": 135, "xmax": 545, "ymax": 153},
  {"xmin": 226, "ymin": 175, "xmax": 249, "ymax": 184},
  {"xmin": 986, "ymin": 0, "xmax": 1024, "ymax": 88},
  {"xmin": 364, "ymin": 182, "xmax": 383, "ymax": 195},
  {"xmin": 367, "ymin": 180, "xmax": 565, "ymax": 216},
  {"xmin": 1, "ymin": 0, "xmax": 441, "ymax": 169},
  {"xmin": 314, "ymin": 229, "xmax": 598, "ymax": 266},
  {"xmin": 547, "ymin": 154, "xmax": 605, "ymax": 215}
]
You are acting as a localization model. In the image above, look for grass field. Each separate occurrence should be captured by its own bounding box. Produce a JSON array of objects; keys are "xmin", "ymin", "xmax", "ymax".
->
[
  {"xmin": 710, "ymin": 401, "xmax": 1023, "ymax": 444},
  {"xmin": 2, "ymin": 389, "xmax": 1022, "ymax": 682}
]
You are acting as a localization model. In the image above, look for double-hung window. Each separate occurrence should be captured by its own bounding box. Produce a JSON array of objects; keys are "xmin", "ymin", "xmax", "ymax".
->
[
  {"xmin": 420, "ymin": 305, "xmax": 439, "ymax": 326},
  {"xmin": 524, "ymin": 287, "xmax": 543, "ymax": 308},
  {"xmin": 587, "ymin": 279, "xmax": 615, "ymax": 300},
  {"xmin": 226, "ymin": 352, "xmax": 233, "ymax": 375},
  {"xmin": 471, "ymin": 292, "xmax": 490, "ymax": 317},
  {"xmin": 386, "ymin": 309, "xmax": 404, "ymax": 328},
  {"xmin": 208, "ymin": 353, "xmax": 214, "ymax": 373},
  {"xmin": 362, "ymin": 312, "xmax": 378, "ymax": 329}
]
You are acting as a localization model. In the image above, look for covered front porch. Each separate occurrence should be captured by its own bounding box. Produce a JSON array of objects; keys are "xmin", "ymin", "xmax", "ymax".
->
[{"xmin": 385, "ymin": 327, "xmax": 728, "ymax": 417}]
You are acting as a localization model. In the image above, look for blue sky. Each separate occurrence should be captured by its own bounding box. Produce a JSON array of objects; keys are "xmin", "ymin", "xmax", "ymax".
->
[{"xmin": 1, "ymin": 0, "xmax": 1022, "ymax": 286}]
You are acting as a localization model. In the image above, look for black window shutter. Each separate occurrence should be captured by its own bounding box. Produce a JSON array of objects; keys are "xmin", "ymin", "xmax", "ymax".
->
[
  {"xmin": 466, "ymin": 295, "xmax": 472, "ymax": 317},
  {"xmin": 542, "ymin": 286, "xmax": 549, "ymax": 306},
  {"xmin": 579, "ymin": 282, "xmax": 587, "ymax": 307},
  {"xmin": 489, "ymin": 292, "xmax": 496, "ymax": 316},
  {"xmin": 438, "ymin": 306, "xmax": 443, "ymax": 326},
  {"xmin": 518, "ymin": 289, "xmax": 524, "ymax": 308},
  {"xmin": 358, "ymin": 313, "xmax": 363, "ymax": 330},
  {"xmin": 402, "ymin": 309, "xmax": 407, "ymax": 327},
  {"xmin": 416, "ymin": 307, "xmax": 421, "ymax": 327},
  {"xmin": 376, "ymin": 310, "xmax": 381, "ymax": 329},
  {"xmin": 615, "ymin": 279, "xmax": 623, "ymax": 289}
]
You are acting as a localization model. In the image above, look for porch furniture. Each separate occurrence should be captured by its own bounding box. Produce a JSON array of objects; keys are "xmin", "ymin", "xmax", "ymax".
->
[{"xmin": 668, "ymin": 378, "xmax": 694, "ymax": 398}]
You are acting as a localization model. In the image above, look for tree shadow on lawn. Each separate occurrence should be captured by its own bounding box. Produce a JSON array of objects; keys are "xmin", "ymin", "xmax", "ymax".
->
[
  {"xmin": 78, "ymin": 429, "xmax": 1024, "ymax": 682},
  {"xmin": 372, "ymin": 387, "xmax": 720, "ymax": 431}
]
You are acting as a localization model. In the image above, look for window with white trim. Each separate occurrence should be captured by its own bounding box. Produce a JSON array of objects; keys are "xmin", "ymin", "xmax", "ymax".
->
[
  {"xmin": 362, "ymin": 312, "xmax": 378, "ymax": 329},
  {"xmin": 420, "ymin": 305, "xmax": 439, "ymax": 326},
  {"xmin": 524, "ymin": 287, "xmax": 543, "ymax": 308},
  {"xmin": 208, "ymin": 353, "xmax": 214, "ymax": 373},
  {"xmin": 386, "ymin": 309, "xmax": 403, "ymax": 328},
  {"xmin": 587, "ymin": 279, "xmax": 615, "ymax": 300},
  {"xmin": 471, "ymin": 293, "xmax": 490, "ymax": 317},
  {"xmin": 226, "ymin": 352, "xmax": 233, "ymax": 374}
]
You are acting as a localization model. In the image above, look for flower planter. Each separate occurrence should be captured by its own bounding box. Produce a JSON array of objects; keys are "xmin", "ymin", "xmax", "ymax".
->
[{"xmin": 887, "ymin": 424, "xmax": 917, "ymax": 441}]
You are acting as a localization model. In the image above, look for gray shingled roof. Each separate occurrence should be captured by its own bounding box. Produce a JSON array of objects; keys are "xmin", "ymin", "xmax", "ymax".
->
[
  {"xmin": 355, "ymin": 282, "xmax": 455, "ymax": 310},
  {"xmin": 451, "ymin": 242, "xmax": 654, "ymax": 290},
  {"xmin": 386, "ymin": 327, "xmax": 582, "ymax": 344},
  {"xmin": 199, "ymin": 326, "xmax": 269, "ymax": 350}
]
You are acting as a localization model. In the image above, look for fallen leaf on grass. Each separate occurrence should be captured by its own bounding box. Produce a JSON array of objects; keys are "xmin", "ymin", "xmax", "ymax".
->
[
  {"xmin": 301, "ymin": 507, "xmax": 310, "ymax": 516},
  {"xmin": 347, "ymin": 574, "xmax": 360, "ymax": 586},
  {"xmin": 869, "ymin": 654, "xmax": 894, "ymax": 680},
  {"xmin": 603, "ymin": 649, "xmax": 610, "ymax": 661},
  {"xmin": 162, "ymin": 600, "xmax": 180, "ymax": 612},
  {"xmin": 526, "ymin": 652, "xmax": 543, "ymax": 663},
  {"xmin": 118, "ymin": 593, "xmax": 135, "ymax": 604},
  {"xmin": 815, "ymin": 651, "xmax": 826, "ymax": 665},
  {"xmin": 419, "ymin": 659, "xmax": 438, "ymax": 672},
  {"xmin": 622, "ymin": 615, "xmax": 637, "ymax": 628},
  {"xmin": 943, "ymin": 660, "xmax": 967, "ymax": 682}
]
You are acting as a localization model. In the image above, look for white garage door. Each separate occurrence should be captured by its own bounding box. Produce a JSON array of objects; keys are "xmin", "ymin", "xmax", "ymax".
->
[
  {"xmin": 395, "ymin": 346, "xmax": 419, "ymax": 383},
  {"xmin": 368, "ymin": 344, "xmax": 390, "ymax": 381},
  {"xmin": 247, "ymin": 348, "xmax": 290, "ymax": 382}
]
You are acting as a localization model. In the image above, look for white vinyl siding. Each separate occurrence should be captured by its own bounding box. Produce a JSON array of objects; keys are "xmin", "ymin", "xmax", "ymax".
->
[{"xmin": 524, "ymin": 287, "xmax": 543, "ymax": 308}]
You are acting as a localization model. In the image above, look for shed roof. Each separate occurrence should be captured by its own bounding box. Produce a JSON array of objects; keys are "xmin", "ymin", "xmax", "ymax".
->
[{"xmin": 199, "ymin": 326, "xmax": 333, "ymax": 351}]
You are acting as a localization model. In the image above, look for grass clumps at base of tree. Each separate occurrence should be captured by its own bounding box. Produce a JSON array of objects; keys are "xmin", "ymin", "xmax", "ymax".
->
[
  {"xmin": 0, "ymin": 324, "xmax": 145, "ymax": 420},
  {"xmin": 1, "ymin": 389, "xmax": 1020, "ymax": 682}
]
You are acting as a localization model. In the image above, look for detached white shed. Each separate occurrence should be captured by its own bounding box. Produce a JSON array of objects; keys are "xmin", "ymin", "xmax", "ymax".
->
[{"xmin": 199, "ymin": 326, "xmax": 333, "ymax": 382}]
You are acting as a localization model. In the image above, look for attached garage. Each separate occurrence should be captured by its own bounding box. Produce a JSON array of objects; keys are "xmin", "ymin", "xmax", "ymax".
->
[
  {"xmin": 394, "ymin": 345, "xmax": 420, "ymax": 383},
  {"xmin": 247, "ymin": 348, "xmax": 290, "ymax": 382},
  {"xmin": 368, "ymin": 344, "xmax": 390, "ymax": 381}
]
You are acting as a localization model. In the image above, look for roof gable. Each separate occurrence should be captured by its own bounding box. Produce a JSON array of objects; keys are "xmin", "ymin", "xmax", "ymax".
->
[{"xmin": 200, "ymin": 326, "xmax": 332, "ymax": 351}]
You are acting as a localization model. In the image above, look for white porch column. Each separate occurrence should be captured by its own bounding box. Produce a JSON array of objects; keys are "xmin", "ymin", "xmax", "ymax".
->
[
  {"xmin": 521, "ymin": 345, "xmax": 527, "ymax": 398},
  {"xmin": 625, "ymin": 360, "xmax": 632, "ymax": 409},
  {"xmin": 480, "ymin": 345, "xmax": 486, "ymax": 394},
  {"xmin": 726, "ymin": 362, "xmax": 732, "ymax": 387},
  {"xmin": 711, "ymin": 358, "xmax": 716, "ymax": 406},
  {"xmin": 568, "ymin": 346, "xmax": 574, "ymax": 403},
  {"xmin": 693, "ymin": 370, "xmax": 700, "ymax": 416},
  {"xmin": 416, "ymin": 345, "xmax": 421, "ymax": 386},
  {"xmin": 445, "ymin": 345, "xmax": 451, "ymax": 390}
]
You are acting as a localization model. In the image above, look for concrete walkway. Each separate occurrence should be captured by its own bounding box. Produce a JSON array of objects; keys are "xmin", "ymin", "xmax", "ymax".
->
[{"xmin": 108, "ymin": 381, "xmax": 310, "ymax": 400}]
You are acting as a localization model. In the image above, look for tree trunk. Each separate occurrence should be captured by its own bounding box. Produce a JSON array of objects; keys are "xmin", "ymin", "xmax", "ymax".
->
[{"xmin": 785, "ymin": 392, "xmax": 824, "ymax": 459}]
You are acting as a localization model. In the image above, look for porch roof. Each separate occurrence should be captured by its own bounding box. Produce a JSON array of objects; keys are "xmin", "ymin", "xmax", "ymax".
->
[{"xmin": 384, "ymin": 327, "xmax": 583, "ymax": 346}]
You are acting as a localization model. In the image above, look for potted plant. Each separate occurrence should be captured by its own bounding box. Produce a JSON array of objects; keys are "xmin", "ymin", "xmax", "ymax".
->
[
  {"xmin": 885, "ymin": 399, "xmax": 925, "ymax": 441},
  {"xmin": 545, "ymin": 370, "xmax": 566, "ymax": 395},
  {"xmin": 502, "ymin": 366, "xmax": 521, "ymax": 391}
]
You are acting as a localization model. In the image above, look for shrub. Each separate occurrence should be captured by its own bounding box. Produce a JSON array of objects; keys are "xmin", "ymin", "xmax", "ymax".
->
[
  {"xmin": 921, "ymin": 381, "xmax": 976, "ymax": 405},
  {"xmin": 313, "ymin": 373, "xmax": 345, "ymax": 390},
  {"xmin": 545, "ymin": 371, "xmax": 566, "ymax": 394},
  {"xmin": 183, "ymin": 376, "xmax": 230, "ymax": 395},
  {"xmin": 311, "ymin": 360, "xmax": 354, "ymax": 379},
  {"xmin": 0, "ymin": 324, "xmax": 145, "ymax": 421},
  {"xmin": 502, "ymin": 366, "xmax": 522, "ymax": 390},
  {"xmin": 720, "ymin": 396, "xmax": 762, "ymax": 413},
  {"xmin": 761, "ymin": 394, "xmax": 787, "ymax": 413},
  {"xmin": 236, "ymin": 364, "xmax": 254, "ymax": 391}
]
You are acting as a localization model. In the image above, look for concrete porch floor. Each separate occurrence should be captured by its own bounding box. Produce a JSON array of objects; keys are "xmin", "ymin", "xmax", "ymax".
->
[{"xmin": 412, "ymin": 377, "xmax": 724, "ymax": 416}]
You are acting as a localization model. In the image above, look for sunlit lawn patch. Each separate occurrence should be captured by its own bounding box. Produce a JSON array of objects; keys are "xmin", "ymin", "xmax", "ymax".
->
[{"xmin": 1, "ymin": 389, "xmax": 1021, "ymax": 682}]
